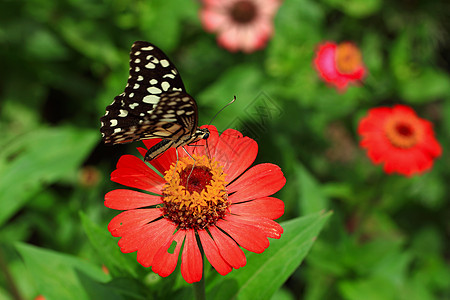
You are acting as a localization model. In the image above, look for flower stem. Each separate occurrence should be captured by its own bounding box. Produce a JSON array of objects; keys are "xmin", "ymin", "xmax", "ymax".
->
[
  {"xmin": 192, "ymin": 249, "xmax": 205, "ymax": 300},
  {"xmin": 0, "ymin": 247, "xmax": 23, "ymax": 300}
]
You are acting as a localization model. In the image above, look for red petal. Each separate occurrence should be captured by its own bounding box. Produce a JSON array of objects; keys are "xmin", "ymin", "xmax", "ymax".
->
[
  {"xmin": 198, "ymin": 230, "xmax": 232, "ymax": 275},
  {"xmin": 135, "ymin": 220, "xmax": 177, "ymax": 267},
  {"xmin": 111, "ymin": 155, "xmax": 164, "ymax": 194},
  {"xmin": 208, "ymin": 226, "xmax": 246, "ymax": 269},
  {"xmin": 229, "ymin": 197, "xmax": 284, "ymax": 220},
  {"xmin": 108, "ymin": 208, "xmax": 163, "ymax": 237},
  {"xmin": 314, "ymin": 42, "xmax": 339, "ymax": 83},
  {"xmin": 117, "ymin": 218, "xmax": 168, "ymax": 254},
  {"xmin": 152, "ymin": 229, "xmax": 185, "ymax": 277},
  {"xmin": 212, "ymin": 128, "xmax": 258, "ymax": 183},
  {"xmin": 225, "ymin": 214, "xmax": 283, "ymax": 239},
  {"xmin": 138, "ymin": 145, "xmax": 177, "ymax": 176},
  {"xmin": 105, "ymin": 189, "xmax": 163, "ymax": 210},
  {"xmin": 181, "ymin": 229, "xmax": 203, "ymax": 283},
  {"xmin": 216, "ymin": 219, "xmax": 269, "ymax": 253},
  {"xmin": 227, "ymin": 163, "xmax": 286, "ymax": 202},
  {"xmin": 392, "ymin": 104, "xmax": 417, "ymax": 115}
]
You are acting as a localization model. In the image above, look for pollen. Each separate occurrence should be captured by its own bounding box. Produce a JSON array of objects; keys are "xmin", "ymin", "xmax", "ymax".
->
[{"xmin": 162, "ymin": 155, "xmax": 229, "ymax": 230}]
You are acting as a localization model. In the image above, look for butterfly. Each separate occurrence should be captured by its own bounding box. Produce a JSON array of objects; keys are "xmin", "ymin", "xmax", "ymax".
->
[{"xmin": 100, "ymin": 41, "xmax": 209, "ymax": 161}]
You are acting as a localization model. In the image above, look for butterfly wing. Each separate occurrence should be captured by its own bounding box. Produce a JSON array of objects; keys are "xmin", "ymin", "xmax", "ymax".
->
[{"xmin": 100, "ymin": 41, "xmax": 196, "ymax": 144}]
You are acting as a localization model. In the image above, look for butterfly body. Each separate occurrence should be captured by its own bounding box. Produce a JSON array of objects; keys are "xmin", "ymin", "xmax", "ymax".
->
[{"xmin": 100, "ymin": 41, "xmax": 208, "ymax": 161}]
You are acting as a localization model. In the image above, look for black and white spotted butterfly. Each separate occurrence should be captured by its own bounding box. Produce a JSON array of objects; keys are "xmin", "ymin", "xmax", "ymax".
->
[{"xmin": 100, "ymin": 41, "xmax": 209, "ymax": 161}]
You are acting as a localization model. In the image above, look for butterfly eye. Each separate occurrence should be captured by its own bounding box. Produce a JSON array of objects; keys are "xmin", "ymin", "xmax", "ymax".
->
[{"xmin": 203, "ymin": 132, "xmax": 210, "ymax": 139}]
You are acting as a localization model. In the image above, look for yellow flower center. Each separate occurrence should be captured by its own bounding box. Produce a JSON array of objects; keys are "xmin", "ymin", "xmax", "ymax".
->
[
  {"xmin": 384, "ymin": 116, "xmax": 423, "ymax": 149},
  {"xmin": 335, "ymin": 43, "xmax": 363, "ymax": 74},
  {"xmin": 162, "ymin": 155, "xmax": 229, "ymax": 230}
]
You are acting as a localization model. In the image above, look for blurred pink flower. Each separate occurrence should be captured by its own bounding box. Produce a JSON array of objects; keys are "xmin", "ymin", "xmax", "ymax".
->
[
  {"xmin": 200, "ymin": 0, "xmax": 281, "ymax": 53},
  {"xmin": 314, "ymin": 41, "xmax": 366, "ymax": 91}
]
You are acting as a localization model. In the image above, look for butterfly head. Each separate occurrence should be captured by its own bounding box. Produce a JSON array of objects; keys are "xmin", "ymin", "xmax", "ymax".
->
[{"xmin": 196, "ymin": 128, "xmax": 210, "ymax": 140}]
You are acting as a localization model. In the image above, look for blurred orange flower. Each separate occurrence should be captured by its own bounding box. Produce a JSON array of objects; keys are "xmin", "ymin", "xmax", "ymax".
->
[
  {"xmin": 314, "ymin": 41, "xmax": 366, "ymax": 90},
  {"xmin": 358, "ymin": 105, "xmax": 442, "ymax": 176}
]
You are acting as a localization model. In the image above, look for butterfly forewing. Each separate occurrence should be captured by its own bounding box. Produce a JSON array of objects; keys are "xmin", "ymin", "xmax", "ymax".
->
[{"xmin": 100, "ymin": 41, "xmax": 194, "ymax": 144}]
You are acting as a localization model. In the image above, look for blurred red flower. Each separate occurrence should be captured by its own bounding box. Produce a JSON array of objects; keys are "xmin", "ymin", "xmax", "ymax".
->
[
  {"xmin": 104, "ymin": 126, "xmax": 285, "ymax": 283},
  {"xmin": 314, "ymin": 41, "xmax": 366, "ymax": 90},
  {"xmin": 358, "ymin": 105, "xmax": 442, "ymax": 176},
  {"xmin": 200, "ymin": 0, "xmax": 281, "ymax": 53}
]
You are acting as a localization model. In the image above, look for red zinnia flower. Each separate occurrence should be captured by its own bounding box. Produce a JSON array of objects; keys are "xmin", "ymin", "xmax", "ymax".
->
[
  {"xmin": 104, "ymin": 126, "xmax": 285, "ymax": 283},
  {"xmin": 314, "ymin": 41, "xmax": 366, "ymax": 91},
  {"xmin": 200, "ymin": 0, "xmax": 281, "ymax": 53},
  {"xmin": 358, "ymin": 105, "xmax": 442, "ymax": 176}
]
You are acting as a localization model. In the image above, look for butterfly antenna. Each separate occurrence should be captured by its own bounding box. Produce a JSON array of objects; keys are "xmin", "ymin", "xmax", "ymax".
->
[
  {"xmin": 205, "ymin": 95, "xmax": 236, "ymax": 162},
  {"xmin": 208, "ymin": 95, "xmax": 236, "ymax": 127}
]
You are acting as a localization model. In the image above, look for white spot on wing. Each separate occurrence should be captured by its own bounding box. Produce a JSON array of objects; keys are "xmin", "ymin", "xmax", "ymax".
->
[
  {"xmin": 147, "ymin": 55, "xmax": 159, "ymax": 63},
  {"xmin": 133, "ymin": 84, "xmax": 139, "ymax": 89},
  {"xmin": 119, "ymin": 109, "xmax": 128, "ymax": 117},
  {"xmin": 145, "ymin": 62, "xmax": 155, "ymax": 69},
  {"xmin": 147, "ymin": 87, "xmax": 162, "ymax": 94},
  {"xmin": 160, "ymin": 59, "xmax": 170, "ymax": 67},
  {"xmin": 137, "ymin": 75, "xmax": 144, "ymax": 81},
  {"xmin": 143, "ymin": 95, "xmax": 160, "ymax": 104},
  {"xmin": 110, "ymin": 119, "xmax": 118, "ymax": 126},
  {"xmin": 161, "ymin": 81, "xmax": 170, "ymax": 91},
  {"xmin": 134, "ymin": 51, "xmax": 141, "ymax": 55},
  {"xmin": 150, "ymin": 79, "xmax": 158, "ymax": 85},
  {"xmin": 135, "ymin": 58, "xmax": 141, "ymax": 63},
  {"xmin": 135, "ymin": 67, "xmax": 140, "ymax": 72},
  {"xmin": 141, "ymin": 46, "xmax": 154, "ymax": 51},
  {"xmin": 129, "ymin": 103, "xmax": 139, "ymax": 109},
  {"xmin": 176, "ymin": 110, "xmax": 185, "ymax": 115},
  {"xmin": 172, "ymin": 87, "xmax": 182, "ymax": 91},
  {"xmin": 163, "ymin": 74, "xmax": 175, "ymax": 79},
  {"xmin": 185, "ymin": 111, "xmax": 194, "ymax": 115},
  {"xmin": 114, "ymin": 128, "xmax": 121, "ymax": 133},
  {"xmin": 129, "ymin": 93, "xmax": 134, "ymax": 97}
]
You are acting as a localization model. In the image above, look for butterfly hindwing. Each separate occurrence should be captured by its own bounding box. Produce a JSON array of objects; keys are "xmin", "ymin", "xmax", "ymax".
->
[{"xmin": 100, "ymin": 41, "xmax": 192, "ymax": 144}]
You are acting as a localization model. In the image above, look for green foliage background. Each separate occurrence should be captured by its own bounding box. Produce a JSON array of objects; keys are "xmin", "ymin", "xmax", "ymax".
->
[{"xmin": 1, "ymin": 0, "xmax": 449, "ymax": 299}]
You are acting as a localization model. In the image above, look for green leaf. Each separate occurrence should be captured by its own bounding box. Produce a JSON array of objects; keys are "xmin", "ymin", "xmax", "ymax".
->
[
  {"xmin": 137, "ymin": 0, "xmax": 199, "ymax": 50},
  {"xmin": 295, "ymin": 163, "xmax": 329, "ymax": 215},
  {"xmin": 339, "ymin": 277, "xmax": 397, "ymax": 300},
  {"xmin": 207, "ymin": 211, "xmax": 332, "ymax": 300},
  {"xmin": 80, "ymin": 212, "xmax": 139, "ymax": 278},
  {"xmin": 323, "ymin": 0, "xmax": 381, "ymax": 17},
  {"xmin": 16, "ymin": 243, "xmax": 124, "ymax": 300},
  {"xmin": 198, "ymin": 64, "xmax": 264, "ymax": 131},
  {"xmin": 0, "ymin": 127, "xmax": 98, "ymax": 226},
  {"xmin": 399, "ymin": 69, "xmax": 450, "ymax": 104}
]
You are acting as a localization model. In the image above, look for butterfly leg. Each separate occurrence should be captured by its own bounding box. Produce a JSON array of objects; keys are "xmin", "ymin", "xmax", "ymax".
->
[{"xmin": 181, "ymin": 146, "xmax": 197, "ymax": 189}]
